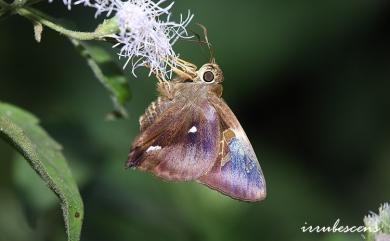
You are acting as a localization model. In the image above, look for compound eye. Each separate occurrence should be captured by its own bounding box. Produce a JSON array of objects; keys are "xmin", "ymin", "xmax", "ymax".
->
[{"xmin": 203, "ymin": 71, "xmax": 215, "ymax": 82}]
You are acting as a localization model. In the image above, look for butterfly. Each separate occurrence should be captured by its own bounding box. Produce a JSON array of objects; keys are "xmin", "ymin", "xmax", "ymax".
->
[{"xmin": 126, "ymin": 62, "xmax": 266, "ymax": 202}]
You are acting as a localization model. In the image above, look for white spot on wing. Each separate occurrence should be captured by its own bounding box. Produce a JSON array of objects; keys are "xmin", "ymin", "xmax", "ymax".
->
[
  {"xmin": 188, "ymin": 126, "xmax": 197, "ymax": 133},
  {"xmin": 146, "ymin": 145, "xmax": 161, "ymax": 153}
]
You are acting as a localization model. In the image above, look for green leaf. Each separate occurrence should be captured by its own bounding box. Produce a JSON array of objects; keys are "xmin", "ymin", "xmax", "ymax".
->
[
  {"xmin": 13, "ymin": 154, "xmax": 58, "ymax": 212},
  {"xmin": 0, "ymin": 102, "xmax": 84, "ymax": 241},
  {"xmin": 71, "ymin": 39, "xmax": 131, "ymax": 119}
]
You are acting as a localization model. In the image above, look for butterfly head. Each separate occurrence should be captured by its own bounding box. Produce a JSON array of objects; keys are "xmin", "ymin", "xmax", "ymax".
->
[{"xmin": 196, "ymin": 63, "xmax": 224, "ymax": 84}]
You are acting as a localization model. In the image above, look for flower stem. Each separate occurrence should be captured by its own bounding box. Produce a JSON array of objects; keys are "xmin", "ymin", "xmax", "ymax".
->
[
  {"xmin": 1, "ymin": 0, "xmax": 40, "ymax": 21},
  {"xmin": 12, "ymin": 0, "xmax": 28, "ymax": 8},
  {"xmin": 16, "ymin": 7, "xmax": 119, "ymax": 40}
]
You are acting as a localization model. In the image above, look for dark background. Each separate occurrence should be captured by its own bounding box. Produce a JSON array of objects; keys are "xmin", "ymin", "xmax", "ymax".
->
[{"xmin": 1, "ymin": 0, "xmax": 390, "ymax": 241}]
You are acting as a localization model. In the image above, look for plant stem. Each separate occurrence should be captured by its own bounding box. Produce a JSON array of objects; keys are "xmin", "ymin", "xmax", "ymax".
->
[
  {"xmin": 1, "ymin": 0, "xmax": 38, "ymax": 16},
  {"xmin": 16, "ymin": 7, "xmax": 119, "ymax": 40},
  {"xmin": 1, "ymin": 0, "xmax": 38, "ymax": 20},
  {"xmin": 12, "ymin": 0, "xmax": 28, "ymax": 8}
]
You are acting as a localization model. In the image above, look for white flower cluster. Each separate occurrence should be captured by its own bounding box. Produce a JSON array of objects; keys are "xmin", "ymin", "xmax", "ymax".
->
[
  {"xmin": 364, "ymin": 203, "xmax": 390, "ymax": 234},
  {"xmin": 55, "ymin": 0, "xmax": 193, "ymax": 78}
]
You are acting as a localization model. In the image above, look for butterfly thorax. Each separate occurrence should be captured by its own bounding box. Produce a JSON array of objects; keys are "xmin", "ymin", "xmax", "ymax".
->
[
  {"xmin": 140, "ymin": 81, "xmax": 221, "ymax": 131},
  {"xmin": 139, "ymin": 63, "xmax": 224, "ymax": 131}
]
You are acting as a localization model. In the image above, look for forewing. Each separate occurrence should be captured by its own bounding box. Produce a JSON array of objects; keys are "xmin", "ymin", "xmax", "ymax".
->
[
  {"xmin": 127, "ymin": 100, "xmax": 220, "ymax": 181},
  {"xmin": 198, "ymin": 95, "xmax": 266, "ymax": 202}
]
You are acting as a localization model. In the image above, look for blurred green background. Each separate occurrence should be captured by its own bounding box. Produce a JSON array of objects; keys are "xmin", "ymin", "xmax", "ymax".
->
[{"xmin": 1, "ymin": 0, "xmax": 390, "ymax": 241}]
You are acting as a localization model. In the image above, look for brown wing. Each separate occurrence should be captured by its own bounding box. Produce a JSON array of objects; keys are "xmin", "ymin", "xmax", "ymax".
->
[
  {"xmin": 138, "ymin": 96, "xmax": 171, "ymax": 132},
  {"xmin": 198, "ymin": 95, "xmax": 267, "ymax": 202},
  {"xmin": 126, "ymin": 97, "xmax": 221, "ymax": 181}
]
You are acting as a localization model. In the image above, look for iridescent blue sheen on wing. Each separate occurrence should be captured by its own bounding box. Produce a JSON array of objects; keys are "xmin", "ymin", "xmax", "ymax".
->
[
  {"xmin": 199, "ymin": 135, "xmax": 266, "ymax": 202},
  {"xmin": 225, "ymin": 137, "xmax": 264, "ymax": 189}
]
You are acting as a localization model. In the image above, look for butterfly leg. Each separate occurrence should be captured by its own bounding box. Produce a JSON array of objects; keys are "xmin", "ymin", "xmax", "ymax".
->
[
  {"xmin": 164, "ymin": 57, "xmax": 198, "ymax": 80},
  {"xmin": 175, "ymin": 57, "xmax": 197, "ymax": 72}
]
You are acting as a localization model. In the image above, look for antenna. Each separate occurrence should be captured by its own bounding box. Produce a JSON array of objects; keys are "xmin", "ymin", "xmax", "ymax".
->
[
  {"xmin": 196, "ymin": 23, "xmax": 216, "ymax": 63},
  {"xmin": 187, "ymin": 24, "xmax": 216, "ymax": 63}
]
